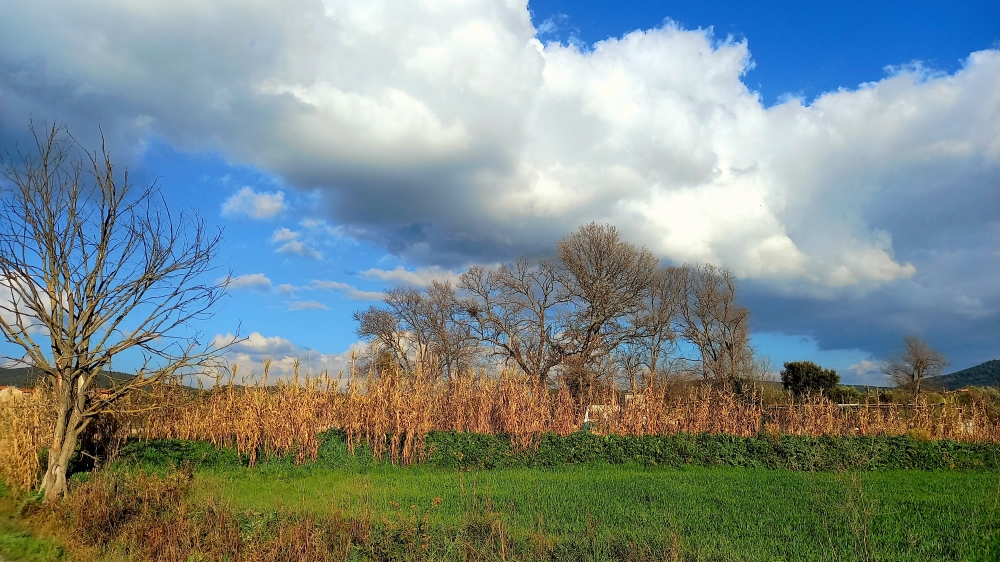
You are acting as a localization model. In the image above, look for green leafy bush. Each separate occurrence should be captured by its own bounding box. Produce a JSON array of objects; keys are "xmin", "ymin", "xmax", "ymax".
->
[
  {"xmin": 111, "ymin": 430, "xmax": 1000, "ymax": 475},
  {"xmin": 781, "ymin": 361, "xmax": 840, "ymax": 397},
  {"xmin": 422, "ymin": 431, "xmax": 1000, "ymax": 472}
]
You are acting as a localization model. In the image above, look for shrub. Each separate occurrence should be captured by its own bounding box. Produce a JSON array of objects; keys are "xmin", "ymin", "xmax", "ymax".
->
[
  {"xmin": 827, "ymin": 385, "xmax": 863, "ymax": 404},
  {"xmin": 419, "ymin": 431, "xmax": 999, "ymax": 472},
  {"xmin": 781, "ymin": 361, "xmax": 840, "ymax": 397}
]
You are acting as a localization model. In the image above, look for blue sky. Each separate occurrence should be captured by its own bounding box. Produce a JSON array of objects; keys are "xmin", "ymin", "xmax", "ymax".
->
[
  {"xmin": 0, "ymin": 0, "xmax": 997, "ymax": 383},
  {"xmin": 531, "ymin": 0, "xmax": 1000, "ymax": 106}
]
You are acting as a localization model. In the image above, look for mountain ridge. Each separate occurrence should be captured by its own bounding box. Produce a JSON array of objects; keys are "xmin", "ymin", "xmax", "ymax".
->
[
  {"xmin": 0, "ymin": 366, "xmax": 135, "ymax": 389},
  {"xmin": 933, "ymin": 359, "xmax": 1000, "ymax": 390}
]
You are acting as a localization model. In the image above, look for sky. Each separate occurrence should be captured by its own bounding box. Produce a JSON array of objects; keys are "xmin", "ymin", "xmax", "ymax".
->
[{"xmin": 0, "ymin": 0, "xmax": 997, "ymax": 384}]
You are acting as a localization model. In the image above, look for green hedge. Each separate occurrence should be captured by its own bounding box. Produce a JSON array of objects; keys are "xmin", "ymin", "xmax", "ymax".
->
[
  {"xmin": 422, "ymin": 431, "xmax": 1000, "ymax": 471},
  {"xmin": 115, "ymin": 431, "xmax": 1000, "ymax": 473}
]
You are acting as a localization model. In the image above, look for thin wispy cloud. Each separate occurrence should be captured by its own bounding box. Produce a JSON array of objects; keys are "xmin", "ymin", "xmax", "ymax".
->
[
  {"xmin": 362, "ymin": 266, "xmax": 462, "ymax": 287},
  {"xmin": 310, "ymin": 280, "xmax": 384, "ymax": 301},
  {"xmin": 270, "ymin": 228, "xmax": 322, "ymax": 260},
  {"xmin": 288, "ymin": 300, "xmax": 329, "ymax": 311},
  {"xmin": 275, "ymin": 240, "xmax": 322, "ymax": 260}
]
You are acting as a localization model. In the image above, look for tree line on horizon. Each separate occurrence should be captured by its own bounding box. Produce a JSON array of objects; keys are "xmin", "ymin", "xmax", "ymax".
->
[
  {"xmin": 353, "ymin": 222, "xmax": 766, "ymax": 395},
  {"xmin": 352, "ymin": 224, "xmax": 957, "ymax": 401}
]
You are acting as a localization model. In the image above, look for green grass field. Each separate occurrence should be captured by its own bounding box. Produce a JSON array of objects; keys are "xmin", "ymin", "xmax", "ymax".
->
[
  {"xmin": 186, "ymin": 463, "xmax": 1000, "ymax": 561},
  {"xmin": 3, "ymin": 435, "xmax": 999, "ymax": 561},
  {"xmin": 0, "ymin": 482, "xmax": 69, "ymax": 562}
]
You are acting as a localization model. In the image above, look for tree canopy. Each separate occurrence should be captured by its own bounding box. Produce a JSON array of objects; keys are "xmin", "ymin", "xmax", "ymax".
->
[{"xmin": 780, "ymin": 361, "xmax": 840, "ymax": 397}]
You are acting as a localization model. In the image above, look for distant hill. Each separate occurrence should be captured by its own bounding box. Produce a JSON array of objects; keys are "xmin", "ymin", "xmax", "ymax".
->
[
  {"xmin": 0, "ymin": 367, "xmax": 40, "ymax": 388},
  {"xmin": 0, "ymin": 367, "xmax": 134, "ymax": 389},
  {"xmin": 931, "ymin": 359, "xmax": 1000, "ymax": 390}
]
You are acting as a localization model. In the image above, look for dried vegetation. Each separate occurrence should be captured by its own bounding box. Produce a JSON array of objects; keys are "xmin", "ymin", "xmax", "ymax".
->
[{"xmin": 2, "ymin": 361, "xmax": 999, "ymax": 487}]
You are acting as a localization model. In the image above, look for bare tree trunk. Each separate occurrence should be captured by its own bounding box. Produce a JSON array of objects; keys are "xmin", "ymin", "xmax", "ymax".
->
[
  {"xmin": 40, "ymin": 402, "xmax": 90, "ymax": 501},
  {"xmin": 40, "ymin": 426, "xmax": 77, "ymax": 501}
]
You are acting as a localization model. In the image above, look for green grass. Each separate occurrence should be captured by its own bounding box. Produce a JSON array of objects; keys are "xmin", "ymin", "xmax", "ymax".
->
[
  {"xmin": 102, "ymin": 435, "xmax": 1000, "ymax": 560},
  {"xmin": 191, "ymin": 463, "xmax": 1000, "ymax": 561},
  {"xmin": 0, "ymin": 533, "xmax": 68, "ymax": 562},
  {"xmin": 0, "ymin": 482, "xmax": 68, "ymax": 562},
  {"xmin": 8, "ymin": 434, "xmax": 1000, "ymax": 561}
]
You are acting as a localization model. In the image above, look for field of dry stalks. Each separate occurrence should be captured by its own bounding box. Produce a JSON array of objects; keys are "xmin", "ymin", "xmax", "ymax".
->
[
  {"xmin": 2, "ymin": 362, "xmax": 998, "ymax": 490},
  {"xmin": 0, "ymin": 389, "xmax": 52, "ymax": 490}
]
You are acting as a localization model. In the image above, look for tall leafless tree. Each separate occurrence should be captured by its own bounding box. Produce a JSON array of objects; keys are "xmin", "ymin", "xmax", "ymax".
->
[
  {"xmin": 384, "ymin": 286, "xmax": 433, "ymax": 368},
  {"xmin": 556, "ymin": 223, "xmax": 658, "ymax": 365},
  {"xmin": 616, "ymin": 265, "xmax": 687, "ymax": 388},
  {"xmin": 423, "ymin": 280, "xmax": 477, "ymax": 380},
  {"xmin": 0, "ymin": 124, "xmax": 230, "ymax": 501},
  {"xmin": 458, "ymin": 259, "xmax": 571, "ymax": 383},
  {"xmin": 354, "ymin": 282, "xmax": 475, "ymax": 380},
  {"xmin": 883, "ymin": 336, "xmax": 947, "ymax": 397},
  {"xmin": 360, "ymin": 224, "xmax": 763, "ymax": 395},
  {"xmin": 353, "ymin": 305, "xmax": 411, "ymax": 371},
  {"xmin": 355, "ymin": 287, "xmax": 429, "ymax": 374},
  {"xmin": 678, "ymin": 264, "xmax": 755, "ymax": 384}
]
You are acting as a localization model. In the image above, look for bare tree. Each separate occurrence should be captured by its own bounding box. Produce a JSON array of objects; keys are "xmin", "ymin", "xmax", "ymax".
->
[
  {"xmin": 556, "ymin": 223, "xmax": 657, "ymax": 366},
  {"xmin": 460, "ymin": 224, "xmax": 675, "ymax": 391},
  {"xmin": 0, "ymin": 124, "xmax": 230, "ymax": 501},
  {"xmin": 384, "ymin": 286, "xmax": 433, "ymax": 368},
  {"xmin": 423, "ymin": 280, "xmax": 477, "ymax": 380},
  {"xmin": 354, "ymin": 225, "xmax": 768, "ymax": 397},
  {"xmin": 354, "ymin": 287, "xmax": 430, "ymax": 374},
  {"xmin": 883, "ymin": 336, "xmax": 947, "ymax": 397},
  {"xmin": 353, "ymin": 305, "xmax": 411, "ymax": 371},
  {"xmin": 459, "ymin": 259, "xmax": 571, "ymax": 383},
  {"xmin": 678, "ymin": 264, "xmax": 755, "ymax": 385},
  {"xmin": 354, "ymin": 281, "xmax": 475, "ymax": 380},
  {"xmin": 622, "ymin": 265, "xmax": 687, "ymax": 387}
]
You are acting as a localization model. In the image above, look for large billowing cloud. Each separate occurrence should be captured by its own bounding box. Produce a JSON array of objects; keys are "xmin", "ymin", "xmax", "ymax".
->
[{"xmin": 1, "ymin": 0, "xmax": 997, "ymax": 364}]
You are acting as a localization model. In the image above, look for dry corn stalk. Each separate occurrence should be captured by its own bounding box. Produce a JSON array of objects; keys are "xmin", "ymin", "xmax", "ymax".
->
[
  {"xmin": 121, "ymin": 360, "xmax": 1000, "ymax": 467},
  {"xmin": 8, "ymin": 358, "xmax": 996, "ymax": 481},
  {"xmin": 0, "ymin": 387, "xmax": 54, "ymax": 490}
]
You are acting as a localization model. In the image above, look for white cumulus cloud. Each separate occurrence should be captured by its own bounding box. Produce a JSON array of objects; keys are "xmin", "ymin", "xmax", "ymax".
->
[
  {"xmin": 210, "ymin": 331, "xmax": 367, "ymax": 381},
  {"xmin": 271, "ymin": 228, "xmax": 299, "ymax": 243},
  {"xmin": 224, "ymin": 273, "xmax": 273, "ymax": 290},
  {"xmin": 846, "ymin": 359, "xmax": 888, "ymax": 386},
  {"xmin": 1, "ymin": 0, "xmax": 998, "ymax": 366},
  {"xmin": 221, "ymin": 186, "xmax": 286, "ymax": 219},
  {"xmin": 2, "ymin": 2, "xmax": 992, "ymax": 289},
  {"xmin": 0, "ymin": 275, "xmax": 47, "ymax": 338}
]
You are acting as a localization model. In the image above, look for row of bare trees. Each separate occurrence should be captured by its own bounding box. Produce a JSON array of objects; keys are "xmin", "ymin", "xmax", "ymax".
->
[{"xmin": 354, "ymin": 223, "xmax": 763, "ymax": 393}]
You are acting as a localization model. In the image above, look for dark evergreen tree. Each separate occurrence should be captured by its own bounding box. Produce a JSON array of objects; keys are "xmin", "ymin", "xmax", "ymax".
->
[{"xmin": 780, "ymin": 361, "xmax": 840, "ymax": 397}]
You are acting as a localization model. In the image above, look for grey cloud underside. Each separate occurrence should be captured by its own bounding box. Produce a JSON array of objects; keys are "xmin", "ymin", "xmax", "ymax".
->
[
  {"xmin": 745, "ymin": 281, "xmax": 1000, "ymax": 371},
  {"xmin": 0, "ymin": 0, "xmax": 998, "ymax": 364}
]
